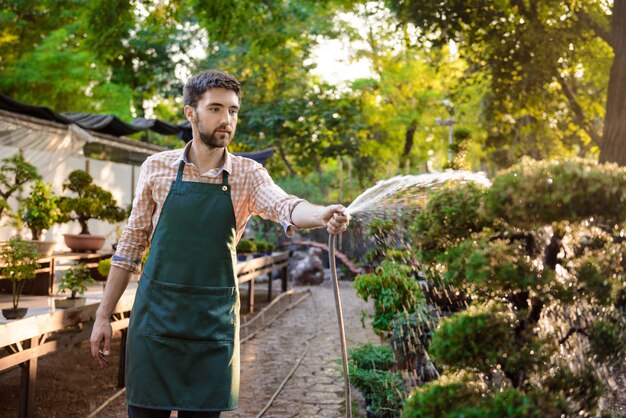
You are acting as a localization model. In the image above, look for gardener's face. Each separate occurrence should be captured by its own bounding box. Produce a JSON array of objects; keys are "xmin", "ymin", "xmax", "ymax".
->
[{"xmin": 186, "ymin": 88, "xmax": 240, "ymax": 149}]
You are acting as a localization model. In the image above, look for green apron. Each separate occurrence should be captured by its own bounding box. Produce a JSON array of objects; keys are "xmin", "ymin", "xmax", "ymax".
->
[{"xmin": 126, "ymin": 160, "xmax": 240, "ymax": 411}]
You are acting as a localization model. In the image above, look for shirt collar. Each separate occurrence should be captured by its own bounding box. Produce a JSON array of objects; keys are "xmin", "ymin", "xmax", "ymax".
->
[{"xmin": 171, "ymin": 140, "xmax": 232, "ymax": 176}]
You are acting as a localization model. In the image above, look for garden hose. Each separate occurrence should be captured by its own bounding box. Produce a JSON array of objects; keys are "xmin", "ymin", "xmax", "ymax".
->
[{"xmin": 328, "ymin": 233, "xmax": 352, "ymax": 418}]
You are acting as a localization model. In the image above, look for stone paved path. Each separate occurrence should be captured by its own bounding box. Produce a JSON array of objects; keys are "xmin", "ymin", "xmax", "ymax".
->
[{"xmin": 223, "ymin": 281, "xmax": 377, "ymax": 418}]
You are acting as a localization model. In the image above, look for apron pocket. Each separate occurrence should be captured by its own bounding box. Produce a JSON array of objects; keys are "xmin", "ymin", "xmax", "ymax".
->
[{"xmin": 144, "ymin": 279, "xmax": 238, "ymax": 342}]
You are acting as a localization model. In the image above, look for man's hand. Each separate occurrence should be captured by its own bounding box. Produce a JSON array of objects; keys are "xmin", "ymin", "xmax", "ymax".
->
[
  {"xmin": 321, "ymin": 204, "xmax": 350, "ymax": 235},
  {"xmin": 90, "ymin": 317, "xmax": 112, "ymax": 369}
]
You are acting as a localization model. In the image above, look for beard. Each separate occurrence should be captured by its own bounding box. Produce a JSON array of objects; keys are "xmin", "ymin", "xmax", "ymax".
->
[{"xmin": 197, "ymin": 119, "xmax": 233, "ymax": 148}]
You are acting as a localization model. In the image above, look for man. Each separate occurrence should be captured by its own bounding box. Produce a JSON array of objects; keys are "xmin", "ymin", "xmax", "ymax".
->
[{"xmin": 90, "ymin": 70, "xmax": 350, "ymax": 418}]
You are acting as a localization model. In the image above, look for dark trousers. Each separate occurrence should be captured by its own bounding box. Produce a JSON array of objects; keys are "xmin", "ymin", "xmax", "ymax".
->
[{"xmin": 128, "ymin": 405, "xmax": 221, "ymax": 418}]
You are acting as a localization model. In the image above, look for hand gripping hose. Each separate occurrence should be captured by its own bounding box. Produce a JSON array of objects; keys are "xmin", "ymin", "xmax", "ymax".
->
[{"xmin": 329, "ymin": 233, "xmax": 352, "ymax": 417}]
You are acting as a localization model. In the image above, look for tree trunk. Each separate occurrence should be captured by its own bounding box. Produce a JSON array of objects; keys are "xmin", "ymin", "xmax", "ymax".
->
[
  {"xmin": 79, "ymin": 218, "xmax": 90, "ymax": 235},
  {"xmin": 600, "ymin": 1, "xmax": 626, "ymax": 166},
  {"xmin": 400, "ymin": 120, "xmax": 417, "ymax": 168}
]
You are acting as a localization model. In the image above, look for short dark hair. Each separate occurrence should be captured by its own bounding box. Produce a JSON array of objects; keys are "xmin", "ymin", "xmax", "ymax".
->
[{"xmin": 183, "ymin": 70, "xmax": 241, "ymax": 108}]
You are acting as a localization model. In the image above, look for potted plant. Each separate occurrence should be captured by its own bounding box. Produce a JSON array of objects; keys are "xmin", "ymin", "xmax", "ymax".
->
[
  {"xmin": 0, "ymin": 237, "xmax": 39, "ymax": 319},
  {"xmin": 236, "ymin": 239, "xmax": 256, "ymax": 262},
  {"xmin": 57, "ymin": 170, "xmax": 126, "ymax": 252},
  {"xmin": 54, "ymin": 263, "xmax": 94, "ymax": 309},
  {"xmin": 0, "ymin": 153, "xmax": 41, "ymax": 224},
  {"xmin": 19, "ymin": 180, "xmax": 61, "ymax": 256}
]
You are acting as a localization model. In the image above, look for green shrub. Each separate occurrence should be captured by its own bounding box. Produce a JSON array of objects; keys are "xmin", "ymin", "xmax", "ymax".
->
[
  {"xmin": 484, "ymin": 157, "xmax": 626, "ymax": 228},
  {"xmin": 348, "ymin": 343, "xmax": 396, "ymax": 371},
  {"xmin": 403, "ymin": 383, "xmax": 567, "ymax": 418},
  {"xmin": 98, "ymin": 258, "xmax": 111, "ymax": 278},
  {"xmin": 349, "ymin": 366, "xmax": 405, "ymax": 418},
  {"xmin": 347, "ymin": 344, "xmax": 405, "ymax": 417},
  {"xmin": 354, "ymin": 260, "xmax": 424, "ymax": 336},
  {"xmin": 440, "ymin": 238, "xmax": 550, "ymax": 299},
  {"xmin": 236, "ymin": 239, "xmax": 257, "ymax": 253},
  {"xmin": 410, "ymin": 182, "xmax": 486, "ymax": 262},
  {"xmin": 429, "ymin": 307, "xmax": 516, "ymax": 375}
]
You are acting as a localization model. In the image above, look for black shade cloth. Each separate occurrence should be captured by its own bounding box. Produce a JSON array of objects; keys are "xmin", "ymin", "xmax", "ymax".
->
[{"xmin": 0, "ymin": 94, "xmax": 275, "ymax": 165}]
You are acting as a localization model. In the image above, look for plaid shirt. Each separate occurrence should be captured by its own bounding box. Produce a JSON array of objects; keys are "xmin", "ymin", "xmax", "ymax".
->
[{"xmin": 112, "ymin": 142, "xmax": 305, "ymax": 273}]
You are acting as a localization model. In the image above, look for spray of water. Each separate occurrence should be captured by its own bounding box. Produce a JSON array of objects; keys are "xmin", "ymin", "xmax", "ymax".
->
[{"xmin": 345, "ymin": 171, "xmax": 492, "ymax": 219}]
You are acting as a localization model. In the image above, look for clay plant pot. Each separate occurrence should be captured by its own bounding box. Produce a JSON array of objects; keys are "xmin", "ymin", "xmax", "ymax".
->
[
  {"xmin": 2, "ymin": 307, "xmax": 28, "ymax": 320},
  {"xmin": 54, "ymin": 297, "xmax": 87, "ymax": 309},
  {"xmin": 63, "ymin": 234, "xmax": 105, "ymax": 253},
  {"xmin": 25, "ymin": 240, "xmax": 57, "ymax": 257}
]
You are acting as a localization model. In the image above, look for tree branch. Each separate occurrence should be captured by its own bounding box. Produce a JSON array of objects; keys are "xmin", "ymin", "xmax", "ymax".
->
[
  {"xmin": 554, "ymin": 71, "xmax": 603, "ymax": 146},
  {"xmin": 577, "ymin": 9, "xmax": 614, "ymax": 51},
  {"xmin": 558, "ymin": 327, "xmax": 589, "ymax": 345}
]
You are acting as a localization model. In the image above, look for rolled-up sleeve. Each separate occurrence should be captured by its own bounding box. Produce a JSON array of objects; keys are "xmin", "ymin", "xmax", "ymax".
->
[
  {"xmin": 248, "ymin": 165, "xmax": 306, "ymax": 238},
  {"xmin": 112, "ymin": 160, "xmax": 154, "ymax": 272}
]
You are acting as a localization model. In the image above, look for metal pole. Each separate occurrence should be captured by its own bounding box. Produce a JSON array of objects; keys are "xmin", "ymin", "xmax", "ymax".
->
[{"xmin": 328, "ymin": 234, "xmax": 352, "ymax": 417}]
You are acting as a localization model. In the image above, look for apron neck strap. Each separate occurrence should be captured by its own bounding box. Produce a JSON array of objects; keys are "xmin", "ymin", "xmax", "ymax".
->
[
  {"xmin": 173, "ymin": 160, "xmax": 186, "ymax": 195},
  {"xmin": 222, "ymin": 171, "xmax": 229, "ymax": 186}
]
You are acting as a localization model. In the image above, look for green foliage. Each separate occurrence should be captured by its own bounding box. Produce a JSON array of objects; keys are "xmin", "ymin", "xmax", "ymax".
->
[
  {"xmin": 429, "ymin": 308, "xmax": 515, "ymax": 375},
  {"xmin": 253, "ymin": 241, "xmax": 275, "ymax": 253},
  {"xmin": 348, "ymin": 343, "xmax": 396, "ymax": 371},
  {"xmin": 354, "ymin": 260, "xmax": 424, "ymax": 336},
  {"xmin": 386, "ymin": 0, "xmax": 612, "ymax": 166},
  {"xmin": 58, "ymin": 263, "xmax": 94, "ymax": 299},
  {"xmin": 588, "ymin": 319, "xmax": 626, "ymax": 366},
  {"xmin": 484, "ymin": 158, "xmax": 626, "ymax": 228},
  {"xmin": 384, "ymin": 248, "xmax": 412, "ymax": 264},
  {"xmin": 402, "ymin": 159, "xmax": 626, "ymax": 415},
  {"xmin": 348, "ymin": 343, "xmax": 405, "ymax": 417},
  {"xmin": 0, "ymin": 154, "xmax": 41, "ymax": 219},
  {"xmin": 275, "ymin": 172, "xmax": 337, "ymax": 204},
  {"xmin": 57, "ymin": 170, "xmax": 126, "ymax": 235},
  {"xmin": 236, "ymin": 239, "xmax": 257, "ymax": 253},
  {"xmin": 440, "ymin": 238, "xmax": 548, "ymax": 299},
  {"xmin": 97, "ymin": 258, "xmax": 111, "ymax": 278},
  {"xmin": 401, "ymin": 379, "xmax": 483, "ymax": 418},
  {"xmin": 19, "ymin": 181, "xmax": 61, "ymax": 240},
  {"xmin": 403, "ymin": 381, "xmax": 567, "ymax": 418},
  {"xmin": 350, "ymin": 366, "xmax": 405, "ymax": 418},
  {"xmin": 0, "ymin": 237, "xmax": 39, "ymax": 309},
  {"xmin": 410, "ymin": 182, "xmax": 486, "ymax": 262}
]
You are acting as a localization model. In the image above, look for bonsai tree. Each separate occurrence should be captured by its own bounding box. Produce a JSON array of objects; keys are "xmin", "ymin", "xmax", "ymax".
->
[
  {"xmin": 0, "ymin": 154, "xmax": 41, "ymax": 220},
  {"xmin": 403, "ymin": 158, "xmax": 626, "ymax": 416},
  {"xmin": 58, "ymin": 263, "xmax": 94, "ymax": 300},
  {"xmin": 0, "ymin": 237, "xmax": 39, "ymax": 311},
  {"xmin": 19, "ymin": 181, "xmax": 61, "ymax": 241},
  {"xmin": 57, "ymin": 170, "xmax": 126, "ymax": 234}
]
